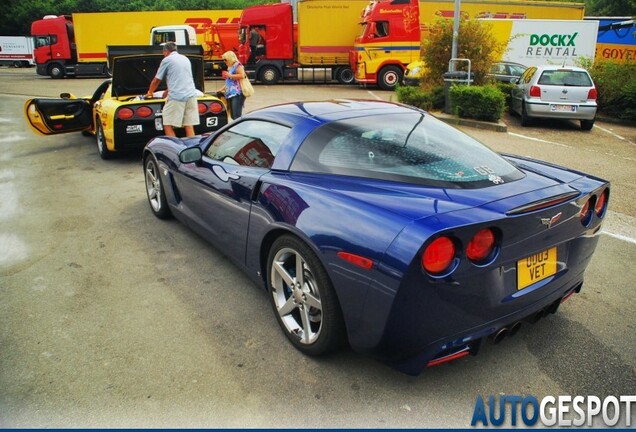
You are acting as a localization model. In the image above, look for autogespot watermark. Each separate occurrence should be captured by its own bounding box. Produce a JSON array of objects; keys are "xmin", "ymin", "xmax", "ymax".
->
[{"xmin": 471, "ymin": 394, "xmax": 636, "ymax": 427}]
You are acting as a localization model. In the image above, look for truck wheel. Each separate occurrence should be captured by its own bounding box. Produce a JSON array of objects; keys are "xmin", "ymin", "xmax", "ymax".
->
[
  {"xmin": 378, "ymin": 66, "xmax": 403, "ymax": 91},
  {"xmin": 335, "ymin": 67, "xmax": 355, "ymax": 85},
  {"xmin": 13, "ymin": 61, "xmax": 22, "ymax": 68},
  {"xmin": 48, "ymin": 63, "xmax": 65, "ymax": 79},
  {"xmin": 259, "ymin": 66, "xmax": 280, "ymax": 85}
]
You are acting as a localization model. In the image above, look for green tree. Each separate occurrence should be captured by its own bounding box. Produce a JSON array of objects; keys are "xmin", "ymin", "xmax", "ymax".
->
[
  {"xmin": 420, "ymin": 17, "xmax": 505, "ymax": 87},
  {"xmin": 585, "ymin": 0, "xmax": 636, "ymax": 16}
]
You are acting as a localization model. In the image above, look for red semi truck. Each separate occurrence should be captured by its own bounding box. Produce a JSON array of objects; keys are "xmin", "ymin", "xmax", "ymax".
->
[
  {"xmin": 30, "ymin": 11, "xmax": 241, "ymax": 78},
  {"xmin": 237, "ymin": 0, "xmax": 369, "ymax": 84}
]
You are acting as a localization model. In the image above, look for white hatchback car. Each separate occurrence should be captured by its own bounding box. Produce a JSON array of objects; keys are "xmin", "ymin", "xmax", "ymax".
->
[{"xmin": 510, "ymin": 65, "xmax": 597, "ymax": 130}]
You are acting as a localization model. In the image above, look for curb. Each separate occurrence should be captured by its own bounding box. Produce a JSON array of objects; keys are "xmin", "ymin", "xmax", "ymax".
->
[{"xmin": 431, "ymin": 111, "xmax": 508, "ymax": 132}]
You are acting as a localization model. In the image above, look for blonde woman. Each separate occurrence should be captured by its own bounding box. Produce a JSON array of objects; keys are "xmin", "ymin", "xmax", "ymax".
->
[{"xmin": 220, "ymin": 51, "xmax": 246, "ymax": 119}]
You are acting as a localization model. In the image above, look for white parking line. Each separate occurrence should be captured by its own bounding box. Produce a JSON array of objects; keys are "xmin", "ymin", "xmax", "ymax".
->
[
  {"xmin": 603, "ymin": 231, "xmax": 636, "ymax": 245},
  {"xmin": 595, "ymin": 124, "xmax": 635, "ymax": 145},
  {"xmin": 507, "ymin": 132, "xmax": 571, "ymax": 148},
  {"xmin": 508, "ymin": 131, "xmax": 636, "ymax": 162},
  {"xmin": 602, "ymin": 210, "xmax": 636, "ymax": 245},
  {"xmin": 367, "ymin": 90, "xmax": 384, "ymax": 101}
]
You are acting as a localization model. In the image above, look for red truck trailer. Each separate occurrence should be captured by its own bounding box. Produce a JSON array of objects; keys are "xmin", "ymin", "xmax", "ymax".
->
[
  {"xmin": 30, "ymin": 11, "xmax": 241, "ymax": 78},
  {"xmin": 237, "ymin": 0, "xmax": 369, "ymax": 84}
]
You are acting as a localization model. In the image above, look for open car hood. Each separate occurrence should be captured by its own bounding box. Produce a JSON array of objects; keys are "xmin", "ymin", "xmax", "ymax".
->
[{"xmin": 107, "ymin": 45, "xmax": 205, "ymax": 97}]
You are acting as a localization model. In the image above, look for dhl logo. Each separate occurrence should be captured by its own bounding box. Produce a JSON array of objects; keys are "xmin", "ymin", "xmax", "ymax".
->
[
  {"xmin": 433, "ymin": 10, "xmax": 526, "ymax": 19},
  {"xmin": 434, "ymin": 10, "xmax": 469, "ymax": 19},
  {"xmin": 474, "ymin": 11, "xmax": 527, "ymax": 19},
  {"xmin": 184, "ymin": 17, "xmax": 240, "ymax": 34}
]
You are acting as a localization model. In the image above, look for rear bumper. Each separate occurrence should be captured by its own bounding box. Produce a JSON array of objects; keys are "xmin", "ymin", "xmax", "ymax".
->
[
  {"xmin": 385, "ymin": 279, "xmax": 583, "ymax": 375},
  {"xmin": 525, "ymin": 101, "xmax": 597, "ymax": 120},
  {"xmin": 113, "ymin": 114, "xmax": 226, "ymax": 150},
  {"xmin": 402, "ymin": 77, "xmax": 421, "ymax": 86}
]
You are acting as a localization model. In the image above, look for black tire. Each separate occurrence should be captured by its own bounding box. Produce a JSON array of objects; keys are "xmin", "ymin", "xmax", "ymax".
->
[
  {"xmin": 12, "ymin": 61, "xmax": 22, "ymax": 68},
  {"xmin": 377, "ymin": 65, "xmax": 403, "ymax": 91},
  {"xmin": 95, "ymin": 122, "xmax": 114, "ymax": 160},
  {"xmin": 48, "ymin": 63, "xmax": 64, "ymax": 79},
  {"xmin": 267, "ymin": 235, "xmax": 346, "ymax": 356},
  {"xmin": 259, "ymin": 66, "xmax": 280, "ymax": 85},
  {"xmin": 520, "ymin": 103, "xmax": 532, "ymax": 127},
  {"xmin": 580, "ymin": 119, "xmax": 595, "ymax": 131},
  {"xmin": 144, "ymin": 155, "xmax": 172, "ymax": 219},
  {"xmin": 508, "ymin": 99, "xmax": 517, "ymax": 115},
  {"xmin": 335, "ymin": 67, "xmax": 355, "ymax": 85}
]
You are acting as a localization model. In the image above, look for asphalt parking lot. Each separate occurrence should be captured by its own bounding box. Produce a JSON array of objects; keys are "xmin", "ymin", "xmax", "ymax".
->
[{"xmin": 0, "ymin": 67, "xmax": 634, "ymax": 428}]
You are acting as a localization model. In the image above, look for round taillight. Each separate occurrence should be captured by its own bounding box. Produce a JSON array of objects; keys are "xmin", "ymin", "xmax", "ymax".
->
[
  {"xmin": 117, "ymin": 107, "xmax": 134, "ymax": 120},
  {"xmin": 580, "ymin": 198, "xmax": 593, "ymax": 226},
  {"xmin": 209, "ymin": 102, "xmax": 224, "ymax": 114},
  {"xmin": 595, "ymin": 189, "xmax": 608, "ymax": 217},
  {"xmin": 422, "ymin": 236, "xmax": 455, "ymax": 275},
  {"xmin": 136, "ymin": 106, "xmax": 153, "ymax": 118},
  {"xmin": 198, "ymin": 103, "xmax": 208, "ymax": 114},
  {"xmin": 467, "ymin": 228, "xmax": 496, "ymax": 263}
]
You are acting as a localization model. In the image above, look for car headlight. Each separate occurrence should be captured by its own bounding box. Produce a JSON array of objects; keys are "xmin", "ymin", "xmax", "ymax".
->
[{"xmin": 406, "ymin": 66, "xmax": 422, "ymax": 77}]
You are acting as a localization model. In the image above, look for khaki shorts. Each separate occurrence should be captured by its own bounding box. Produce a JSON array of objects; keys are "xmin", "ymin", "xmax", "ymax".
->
[{"xmin": 162, "ymin": 97, "xmax": 200, "ymax": 128}]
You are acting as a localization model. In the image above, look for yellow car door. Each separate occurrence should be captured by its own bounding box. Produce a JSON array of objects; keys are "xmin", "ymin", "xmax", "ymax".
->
[{"xmin": 24, "ymin": 98, "xmax": 93, "ymax": 135}]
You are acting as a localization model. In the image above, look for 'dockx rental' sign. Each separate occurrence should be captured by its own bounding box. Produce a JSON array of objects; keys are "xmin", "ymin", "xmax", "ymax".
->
[{"xmin": 485, "ymin": 19, "xmax": 599, "ymax": 66}]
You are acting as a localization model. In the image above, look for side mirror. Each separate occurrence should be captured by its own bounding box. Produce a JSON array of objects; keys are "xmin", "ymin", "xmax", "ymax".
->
[{"xmin": 179, "ymin": 147, "xmax": 203, "ymax": 164}]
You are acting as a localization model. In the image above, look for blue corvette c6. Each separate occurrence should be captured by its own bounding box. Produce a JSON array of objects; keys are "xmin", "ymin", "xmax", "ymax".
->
[{"xmin": 143, "ymin": 100, "xmax": 609, "ymax": 375}]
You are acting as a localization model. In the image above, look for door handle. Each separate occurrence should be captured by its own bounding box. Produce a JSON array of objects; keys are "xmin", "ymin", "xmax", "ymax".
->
[{"xmin": 50, "ymin": 114, "xmax": 74, "ymax": 120}]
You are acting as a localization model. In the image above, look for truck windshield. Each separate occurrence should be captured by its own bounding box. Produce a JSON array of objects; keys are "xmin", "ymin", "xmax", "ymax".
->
[{"xmin": 35, "ymin": 36, "xmax": 54, "ymax": 48}]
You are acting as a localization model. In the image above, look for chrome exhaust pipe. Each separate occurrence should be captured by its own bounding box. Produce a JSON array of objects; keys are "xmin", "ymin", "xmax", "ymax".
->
[
  {"xmin": 508, "ymin": 321, "xmax": 522, "ymax": 337},
  {"xmin": 490, "ymin": 327, "xmax": 508, "ymax": 344}
]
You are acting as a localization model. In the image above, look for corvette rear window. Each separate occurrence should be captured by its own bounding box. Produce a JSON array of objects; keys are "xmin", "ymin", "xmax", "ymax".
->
[{"xmin": 291, "ymin": 112, "xmax": 524, "ymax": 188}]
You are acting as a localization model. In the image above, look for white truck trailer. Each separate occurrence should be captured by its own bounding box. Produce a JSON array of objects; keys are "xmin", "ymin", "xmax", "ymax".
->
[{"xmin": 0, "ymin": 36, "xmax": 35, "ymax": 67}]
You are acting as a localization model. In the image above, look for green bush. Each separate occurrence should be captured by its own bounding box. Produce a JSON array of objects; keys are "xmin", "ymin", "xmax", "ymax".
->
[
  {"xmin": 397, "ymin": 84, "xmax": 505, "ymax": 122},
  {"xmin": 449, "ymin": 85, "xmax": 506, "ymax": 122},
  {"xmin": 430, "ymin": 86, "xmax": 446, "ymax": 110},
  {"xmin": 395, "ymin": 85, "xmax": 431, "ymax": 110},
  {"xmin": 588, "ymin": 61, "xmax": 636, "ymax": 122},
  {"xmin": 494, "ymin": 82, "xmax": 515, "ymax": 109}
]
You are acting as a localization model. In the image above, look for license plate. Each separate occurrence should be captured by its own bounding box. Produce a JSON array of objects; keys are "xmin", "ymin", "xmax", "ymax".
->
[
  {"xmin": 155, "ymin": 117, "xmax": 163, "ymax": 131},
  {"xmin": 550, "ymin": 104, "xmax": 577, "ymax": 112},
  {"xmin": 206, "ymin": 117, "xmax": 218, "ymax": 127},
  {"xmin": 126, "ymin": 124, "xmax": 142, "ymax": 134},
  {"xmin": 517, "ymin": 247, "xmax": 557, "ymax": 290}
]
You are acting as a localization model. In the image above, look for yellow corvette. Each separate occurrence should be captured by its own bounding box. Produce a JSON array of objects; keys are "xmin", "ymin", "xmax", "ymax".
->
[{"xmin": 24, "ymin": 46, "xmax": 229, "ymax": 159}]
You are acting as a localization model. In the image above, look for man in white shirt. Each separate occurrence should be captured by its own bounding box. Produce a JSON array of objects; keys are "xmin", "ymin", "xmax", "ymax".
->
[{"xmin": 146, "ymin": 42, "xmax": 199, "ymax": 137}]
